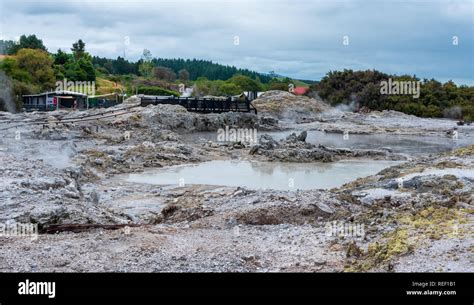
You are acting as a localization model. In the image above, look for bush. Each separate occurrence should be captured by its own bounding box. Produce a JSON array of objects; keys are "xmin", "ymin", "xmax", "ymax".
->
[{"xmin": 219, "ymin": 82, "xmax": 241, "ymax": 96}]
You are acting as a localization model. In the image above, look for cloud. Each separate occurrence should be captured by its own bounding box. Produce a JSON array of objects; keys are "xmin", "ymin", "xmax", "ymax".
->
[{"xmin": 1, "ymin": 0, "xmax": 472, "ymax": 84}]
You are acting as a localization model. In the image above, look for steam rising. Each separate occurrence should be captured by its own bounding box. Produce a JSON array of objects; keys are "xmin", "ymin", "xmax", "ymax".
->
[
  {"xmin": 334, "ymin": 100, "xmax": 357, "ymax": 112},
  {"xmin": 334, "ymin": 94, "xmax": 359, "ymax": 112},
  {"xmin": 443, "ymin": 106, "xmax": 463, "ymax": 120},
  {"xmin": 0, "ymin": 71, "xmax": 16, "ymax": 113}
]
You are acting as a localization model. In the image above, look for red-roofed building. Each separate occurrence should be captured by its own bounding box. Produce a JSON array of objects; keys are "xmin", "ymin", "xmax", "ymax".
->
[{"xmin": 293, "ymin": 87, "xmax": 309, "ymax": 95}]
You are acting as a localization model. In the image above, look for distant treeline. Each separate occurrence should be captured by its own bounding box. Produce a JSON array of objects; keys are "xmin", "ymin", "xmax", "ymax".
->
[
  {"xmin": 92, "ymin": 56, "xmax": 273, "ymax": 83},
  {"xmin": 312, "ymin": 69, "xmax": 474, "ymax": 120}
]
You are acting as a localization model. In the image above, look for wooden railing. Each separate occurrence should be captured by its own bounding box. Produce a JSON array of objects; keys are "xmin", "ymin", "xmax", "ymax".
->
[{"xmin": 139, "ymin": 96, "xmax": 257, "ymax": 114}]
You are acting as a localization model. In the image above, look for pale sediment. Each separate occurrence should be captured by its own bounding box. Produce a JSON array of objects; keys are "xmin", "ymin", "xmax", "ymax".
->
[{"xmin": 0, "ymin": 94, "xmax": 472, "ymax": 272}]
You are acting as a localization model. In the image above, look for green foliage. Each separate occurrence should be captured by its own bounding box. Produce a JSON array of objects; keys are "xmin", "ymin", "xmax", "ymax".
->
[
  {"xmin": 93, "ymin": 56, "xmax": 137, "ymax": 75},
  {"xmin": 53, "ymin": 41, "xmax": 96, "ymax": 82},
  {"xmin": 0, "ymin": 76, "xmax": 39, "ymax": 112},
  {"xmin": 54, "ymin": 49, "xmax": 70, "ymax": 65},
  {"xmin": 77, "ymin": 58, "xmax": 96, "ymax": 81},
  {"xmin": 0, "ymin": 40, "xmax": 15, "ymax": 55},
  {"xmin": 219, "ymin": 82, "xmax": 242, "ymax": 95},
  {"xmin": 138, "ymin": 49, "xmax": 154, "ymax": 78},
  {"xmin": 267, "ymin": 78, "xmax": 291, "ymax": 91},
  {"xmin": 192, "ymin": 77, "xmax": 212, "ymax": 96},
  {"xmin": 138, "ymin": 61, "xmax": 154, "ymax": 78},
  {"xmin": 314, "ymin": 69, "xmax": 474, "ymax": 119},
  {"xmin": 15, "ymin": 48, "xmax": 55, "ymax": 90},
  {"xmin": 95, "ymin": 66, "xmax": 110, "ymax": 75},
  {"xmin": 0, "ymin": 57, "xmax": 31, "ymax": 82},
  {"xmin": 92, "ymin": 56, "xmax": 272, "ymax": 82},
  {"xmin": 191, "ymin": 74, "xmax": 263, "ymax": 97},
  {"xmin": 71, "ymin": 39, "xmax": 86, "ymax": 59},
  {"xmin": 264, "ymin": 77, "xmax": 310, "ymax": 91},
  {"xmin": 0, "ymin": 49, "xmax": 49, "ymax": 111},
  {"xmin": 0, "ymin": 36, "xmax": 98, "ymax": 112},
  {"xmin": 137, "ymin": 85, "xmax": 179, "ymax": 96},
  {"xmin": 227, "ymin": 74, "xmax": 263, "ymax": 92},
  {"xmin": 6, "ymin": 34, "xmax": 472, "ymax": 121},
  {"xmin": 7, "ymin": 35, "xmax": 47, "ymax": 54}
]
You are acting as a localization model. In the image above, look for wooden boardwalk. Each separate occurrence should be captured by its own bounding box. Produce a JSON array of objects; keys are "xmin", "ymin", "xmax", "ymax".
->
[{"xmin": 139, "ymin": 95, "xmax": 257, "ymax": 114}]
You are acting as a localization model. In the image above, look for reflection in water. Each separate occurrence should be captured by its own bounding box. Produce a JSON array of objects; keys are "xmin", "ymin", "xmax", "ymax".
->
[{"xmin": 126, "ymin": 160, "xmax": 402, "ymax": 191}]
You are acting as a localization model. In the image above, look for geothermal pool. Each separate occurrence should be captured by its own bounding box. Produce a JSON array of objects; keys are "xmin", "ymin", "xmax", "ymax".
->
[
  {"xmin": 126, "ymin": 159, "xmax": 402, "ymax": 190},
  {"xmin": 183, "ymin": 130, "xmax": 472, "ymax": 156}
]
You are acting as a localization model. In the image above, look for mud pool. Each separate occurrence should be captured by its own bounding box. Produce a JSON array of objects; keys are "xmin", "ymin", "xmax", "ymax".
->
[{"xmin": 125, "ymin": 159, "xmax": 402, "ymax": 190}]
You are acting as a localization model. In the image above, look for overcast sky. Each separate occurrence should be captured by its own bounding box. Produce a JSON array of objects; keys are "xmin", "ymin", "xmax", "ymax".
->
[{"xmin": 1, "ymin": 0, "xmax": 473, "ymax": 84}]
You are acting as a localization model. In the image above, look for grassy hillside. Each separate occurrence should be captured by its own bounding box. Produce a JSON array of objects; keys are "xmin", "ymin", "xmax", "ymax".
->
[{"xmin": 95, "ymin": 77, "xmax": 125, "ymax": 95}]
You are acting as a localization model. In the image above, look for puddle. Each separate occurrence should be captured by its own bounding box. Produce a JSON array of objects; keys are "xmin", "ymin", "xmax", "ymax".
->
[{"xmin": 125, "ymin": 160, "xmax": 402, "ymax": 190}]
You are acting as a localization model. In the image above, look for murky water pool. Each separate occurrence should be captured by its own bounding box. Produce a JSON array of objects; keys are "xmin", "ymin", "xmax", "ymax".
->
[
  {"xmin": 183, "ymin": 130, "xmax": 472, "ymax": 156},
  {"xmin": 126, "ymin": 160, "xmax": 402, "ymax": 190}
]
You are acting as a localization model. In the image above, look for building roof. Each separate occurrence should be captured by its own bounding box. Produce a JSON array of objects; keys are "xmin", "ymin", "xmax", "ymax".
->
[
  {"xmin": 22, "ymin": 90, "xmax": 88, "ymax": 98},
  {"xmin": 293, "ymin": 87, "xmax": 309, "ymax": 95}
]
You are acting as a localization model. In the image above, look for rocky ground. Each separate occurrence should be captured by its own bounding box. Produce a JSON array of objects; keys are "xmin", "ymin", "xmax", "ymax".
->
[{"xmin": 0, "ymin": 91, "xmax": 472, "ymax": 272}]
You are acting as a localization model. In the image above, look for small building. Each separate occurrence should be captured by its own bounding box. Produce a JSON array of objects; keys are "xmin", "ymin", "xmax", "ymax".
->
[
  {"xmin": 293, "ymin": 87, "xmax": 309, "ymax": 95},
  {"xmin": 22, "ymin": 91, "xmax": 88, "ymax": 111}
]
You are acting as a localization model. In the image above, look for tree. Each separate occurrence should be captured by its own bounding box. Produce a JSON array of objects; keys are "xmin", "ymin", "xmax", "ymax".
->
[
  {"xmin": 153, "ymin": 66, "xmax": 176, "ymax": 82},
  {"xmin": 7, "ymin": 35, "xmax": 47, "ymax": 54},
  {"xmin": 178, "ymin": 69, "xmax": 189, "ymax": 82},
  {"xmin": 192, "ymin": 77, "xmax": 211, "ymax": 96},
  {"xmin": 138, "ymin": 49, "xmax": 154, "ymax": 78},
  {"xmin": 0, "ymin": 40, "xmax": 15, "ymax": 55},
  {"xmin": 15, "ymin": 48, "xmax": 55, "ymax": 90},
  {"xmin": 71, "ymin": 39, "xmax": 86, "ymax": 59},
  {"xmin": 142, "ymin": 49, "xmax": 152, "ymax": 62},
  {"xmin": 54, "ymin": 49, "xmax": 70, "ymax": 65},
  {"xmin": 92, "ymin": 56, "xmax": 273, "ymax": 82},
  {"xmin": 111, "ymin": 56, "xmax": 136, "ymax": 74},
  {"xmin": 77, "ymin": 58, "xmax": 96, "ymax": 81},
  {"xmin": 52, "ymin": 42, "xmax": 96, "ymax": 82}
]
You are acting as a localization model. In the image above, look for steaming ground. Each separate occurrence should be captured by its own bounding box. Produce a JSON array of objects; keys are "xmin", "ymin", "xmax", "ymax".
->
[{"xmin": 0, "ymin": 92, "xmax": 473, "ymax": 272}]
